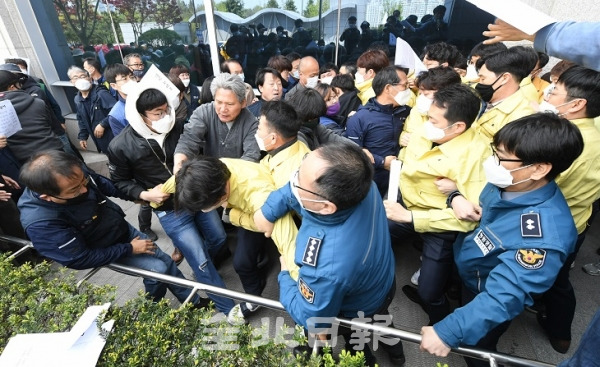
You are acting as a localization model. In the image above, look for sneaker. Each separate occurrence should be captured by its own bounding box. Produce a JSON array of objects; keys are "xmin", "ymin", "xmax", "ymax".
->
[
  {"xmin": 582, "ymin": 262, "xmax": 600, "ymax": 276},
  {"xmin": 141, "ymin": 227, "xmax": 158, "ymax": 241},
  {"xmin": 227, "ymin": 302, "xmax": 260, "ymax": 324},
  {"xmin": 410, "ymin": 268, "xmax": 421, "ymax": 286}
]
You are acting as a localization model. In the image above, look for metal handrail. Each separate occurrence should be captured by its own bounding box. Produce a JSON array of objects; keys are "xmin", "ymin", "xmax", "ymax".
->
[{"xmin": 1, "ymin": 235, "xmax": 554, "ymax": 367}]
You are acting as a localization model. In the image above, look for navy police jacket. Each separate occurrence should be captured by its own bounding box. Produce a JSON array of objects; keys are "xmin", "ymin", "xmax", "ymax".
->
[
  {"xmin": 434, "ymin": 182, "xmax": 578, "ymax": 347},
  {"xmin": 262, "ymin": 182, "xmax": 395, "ymax": 329}
]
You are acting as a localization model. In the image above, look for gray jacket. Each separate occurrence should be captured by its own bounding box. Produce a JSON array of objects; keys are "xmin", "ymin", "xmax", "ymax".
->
[{"xmin": 175, "ymin": 101, "xmax": 260, "ymax": 162}]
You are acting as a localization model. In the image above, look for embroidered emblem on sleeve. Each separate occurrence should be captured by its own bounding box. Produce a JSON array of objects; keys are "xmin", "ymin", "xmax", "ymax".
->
[
  {"xmin": 516, "ymin": 249, "xmax": 547, "ymax": 270},
  {"xmin": 473, "ymin": 229, "xmax": 495, "ymax": 256},
  {"xmin": 302, "ymin": 236, "xmax": 322, "ymax": 267},
  {"xmin": 298, "ymin": 277, "xmax": 315, "ymax": 304},
  {"xmin": 521, "ymin": 213, "xmax": 542, "ymax": 237}
]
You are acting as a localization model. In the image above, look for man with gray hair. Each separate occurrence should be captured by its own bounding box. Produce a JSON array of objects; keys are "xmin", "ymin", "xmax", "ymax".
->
[{"xmin": 174, "ymin": 73, "xmax": 260, "ymax": 171}]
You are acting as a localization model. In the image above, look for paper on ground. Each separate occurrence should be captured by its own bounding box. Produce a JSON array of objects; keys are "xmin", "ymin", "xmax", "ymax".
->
[
  {"xmin": 466, "ymin": 0, "xmax": 556, "ymax": 35},
  {"xmin": 0, "ymin": 303, "xmax": 113, "ymax": 367}
]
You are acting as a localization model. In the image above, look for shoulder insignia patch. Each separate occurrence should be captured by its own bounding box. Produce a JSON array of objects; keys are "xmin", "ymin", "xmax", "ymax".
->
[
  {"xmin": 473, "ymin": 229, "xmax": 495, "ymax": 256},
  {"xmin": 521, "ymin": 213, "xmax": 542, "ymax": 237},
  {"xmin": 298, "ymin": 277, "xmax": 314, "ymax": 304},
  {"xmin": 516, "ymin": 249, "xmax": 547, "ymax": 270},
  {"xmin": 302, "ymin": 236, "xmax": 322, "ymax": 267}
]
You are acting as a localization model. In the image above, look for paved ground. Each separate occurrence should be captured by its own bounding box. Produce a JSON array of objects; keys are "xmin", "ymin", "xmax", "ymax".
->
[{"xmin": 70, "ymin": 151, "xmax": 600, "ymax": 367}]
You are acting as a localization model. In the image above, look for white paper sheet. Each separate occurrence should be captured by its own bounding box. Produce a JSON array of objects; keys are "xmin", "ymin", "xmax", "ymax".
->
[
  {"xmin": 0, "ymin": 303, "xmax": 113, "ymax": 367},
  {"xmin": 466, "ymin": 0, "xmax": 556, "ymax": 35},
  {"xmin": 387, "ymin": 160, "xmax": 402, "ymax": 203},
  {"xmin": 0, "ymin": 100, "xmax": 22, "ymax": 137}
]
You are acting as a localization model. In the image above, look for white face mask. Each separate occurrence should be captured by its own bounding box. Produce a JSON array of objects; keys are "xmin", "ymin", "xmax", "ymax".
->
[
  {"xmin": 120, "ymin": 80, "xmax": 137, "ymax": 96},
  {"xmin": 465, "ymin": 64, "xmax": 478, "ymax": 80},
  {"xmin": 423, "ymin": 120, "xmax": 453, "ymax": 141},
  {"xmin": 538, "ymin": 100, "xmax": 559, "ymax": 114},
  {"xmin": 393, "ymin": 89, "xmax": 411, "ymax": 106},
  {"xmin": 147, "ymin": 113, "xmax": 174, "ymax": 134},
  {"xmin": 320, "ymin": 76, "xmax": 333, "ymax": 85},
  {"xmin": 354, "ymin": 71, "xmax": 365, "ymax": 84},
  {"xmin": 75, "ymin": 79, "xmax": 92, "ymax": 91},
  {"xmin": 483, "ymin": 155, "xmax": 532, "ymax": 188},
  {"xmin": 238, "ymin": 73, "xmax": 245, "ymax": 82},
  {"xmin": 254, "ymin": 133, "xmax": 272, "ymax": 151},
  {"xmin": 306, "ymin": 76, "xmax": 319, "ymax": 89},
  {"xmin": 292, "ymin": 70, "xmax": 300, "ymax": 79},
  {"xmin": 181, "ymin": 79, "xmax": 191, "ymax": 87},
  {"xmin": 542, "ymin": 83, "xmax": 555, "ymax": 100},
  {"xmin": 415, "ymin": 94, "xmax": 434, "ymax": 114},
  {"xmin": 289, "ymin": 170, "xmax": 328, "ymax": 214}
]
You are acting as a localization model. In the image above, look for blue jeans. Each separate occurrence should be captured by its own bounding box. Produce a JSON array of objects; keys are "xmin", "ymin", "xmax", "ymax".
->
[
  {"xmin": 115, "ymin": 224, "xmax": 197, "ymax": 304},
  {"xmin": 156, "ymin": 209, "xmax": 234, "ymax": 314}
]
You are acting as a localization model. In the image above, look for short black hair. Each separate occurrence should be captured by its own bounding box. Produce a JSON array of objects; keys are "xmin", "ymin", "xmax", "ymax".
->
[
  {"xmin": 83, "ymin": 57, "xmax": 102, "ymax": 71},
  {"xmin": 20, "ymin": 150, "xmax": 84, "ymax": 196},
  {"xmin": 286, "ymin": 52, "xmax": 302, "ymax": 63},
  {"xmin": 288, "ymin": 88, "xmax": 327, "ymax": 122},
  {"xmin": 341, "ymin": 61, "xmax": 357, "ymax": 76},
  {"xmin": 260, "ymin": 100, "xmax": 301, "ymax": 139},
  {"xmin": 255, "ymin": 67, "xmax": 283, "ymax": 87},
  {"xmin": 104, "ymin": 63, "xmax": 132, "ymax": 84},
  {"xmin": 174, "ymin": 157, "xmax": 231, "ymax": 212},
  {"xmin": 493, "ymin": 113, "xmax": 584, "ymax": 181},
  {"xmin": 136, "ymin": 88, "xmax": 168, "ymax": 114},
  {"xmin": 0, "ymin": 70, "xmax": 21, "ymax": 91},
  {"xmin": 200, "ymin": 76, "xmax": 215, "ymax": 104},
  {"xmin": 372, "ymin": 66, "xmax": 402, "ymax": 96},
  {"xmin": 221, "ymin": 59, "xmax": 242, "ymax": 73},
  {"xmin": 477, "ymin": 49, "xmax": 531, "ymax": 83},
  {"xmin": 422, "ymin": 42, "xmax": 461, "ymax": 67},
  {"xmin": 330, "ymin": 74, "xmax": 355, "ymax": 92},
  {"xmin": 509, "ymin": 46, "xmax": 538, "ymax": 74},
  {"xmin": 468, "ymin": 42, "xmax": 507, "ymax": 62},
  {"xmin": 558, "ymin": 65, "xmax": 600, "ymax": 118},
  {"xmin": 536, "ymin": 52, "xmax": 549, "ymax": 69},
  {"xmin": 313, "ymin": 141, "xmax": 374, "ymax": 210},
  {"xmin": 432, "ymin": 84, "xmax": 481, "ymax": 128},
  {"xmin": 415, "ymin": 66, "xmax": 461, "ymax": 91},
  {"xmin": 319, "ymin": 62, "xmax": 339, "ymax": 76},
  {"xmin": 4, "ymin": 58, "xmax": 27, "ymax": 69}
]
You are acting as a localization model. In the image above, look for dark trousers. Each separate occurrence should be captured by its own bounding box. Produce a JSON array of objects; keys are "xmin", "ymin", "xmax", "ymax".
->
[
  {"xmin": 138, "ymin": 203, "xmax": 153, "ymax": 230},
  {"xmin": 461, "ymin": 287, "xmax": 511, "ymax": 367},
  {"xmin": 233, "ymin": 228, "xmax": 268, "ymax": 296},
  {"xmin": 542, "ymin": 200, "xmax": 598, "ymax": 341},
  {"xmin": 388, "ymin": 220, "xmax": 456, "ymax": 324},
  {"xmin": 337, "ymin": 280, "xmax": 405, "ymax": 365}
]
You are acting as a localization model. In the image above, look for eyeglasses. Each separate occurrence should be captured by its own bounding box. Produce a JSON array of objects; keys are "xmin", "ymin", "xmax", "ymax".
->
[
  {"xmin": 115, "ymin": 75, "xmax": 137, "ymax": 83},
  {"xmin": 52, "ymin": 176, "xmax": 89, "ymax": 200},
  {"xmin": 490, "ymin": 145, "xmax": 522, "ymax": 166},
  {"xmin": 145, "ymin": 107, "xmax": 171, "ymax": 120},
  {"xmin": 128, "ymin": 63, "xmax": 144, "ymax": 68},
  {"xmin": 70, "ymin": 74, "xmax": 89, "ymax": 80},
  {"xmin": 392, "ymin": 82, "xmax": 408, "ymax": 90},
  {"xmin": 292, "ymin": 170, "xmax": 329, "ymax": 201}
]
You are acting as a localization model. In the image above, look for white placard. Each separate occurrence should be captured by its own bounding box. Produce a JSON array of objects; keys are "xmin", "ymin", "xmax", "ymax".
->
[
  {"xmin": 0, "ymin": 100, "xmax": 22, "ymax": 137},
  {"xmin": 394, "ymin": 37, "xmax": 427, "ymax": 76},
  {"xmin": 466, "ymin": 0, "xmax": 556, "ymax": 35},
  {"xmin": 0, "ymin": 303, "xmax": 113, "ymax": 367},
  {"xmin": 387, "ymin": 160, "xmax": 402, "ymax": 203},
  {"xmin": 139, "ymin": 64, "xmax": 181, "ymax": 108}
]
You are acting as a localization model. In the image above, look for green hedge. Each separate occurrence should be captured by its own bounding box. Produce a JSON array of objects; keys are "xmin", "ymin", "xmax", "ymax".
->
[{"xmin": 0, "ymin": 256, "xmax": 370, "ymax": 366}]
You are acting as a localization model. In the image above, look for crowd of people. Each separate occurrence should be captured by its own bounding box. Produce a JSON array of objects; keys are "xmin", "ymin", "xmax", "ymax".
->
[{"xmin": 1, "ymin": 10, "xmax": 600, "ymax": 367}]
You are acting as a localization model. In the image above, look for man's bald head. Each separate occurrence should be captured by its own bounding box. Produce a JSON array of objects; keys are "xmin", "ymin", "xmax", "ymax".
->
[{"xmin": 298, "ymin": 56, "xmax": 320, "ymax": 87}]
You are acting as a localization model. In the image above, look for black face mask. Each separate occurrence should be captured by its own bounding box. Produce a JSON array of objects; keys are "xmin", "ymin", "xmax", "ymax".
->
[
  {"xmin": 132, "ymin": 69, "xmax": 145, "ymax": 79},
  {"xmin": 63, "ymin": 189, "xmax": 90, "ymax": 205},
  {"xmin": 474, "ymin": 74, "xmax": 505, "ymax": 103}
]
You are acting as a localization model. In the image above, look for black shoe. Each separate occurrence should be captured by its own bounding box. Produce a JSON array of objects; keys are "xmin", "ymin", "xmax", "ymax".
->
[
  {"xmin": 141, "ymin": 227, "xmax": 158, "ymax": 241},
  {"xmin": 402, "ymin": 285, "xmax": 425, "ymax": 308},
  {"xmin": 388, "ymin": 354, "xmax": 406, "ymax": 366},
  {"xmin": 524, "ymin": 299, "xmax": 546, "ymax": 315},
  {"xmin": 192, "ymin": 297, "xmax": 211, "ymax": 310},
  {"xmin": 537, "ymin": 311, "xmax": 571, "ymax": 353}
]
